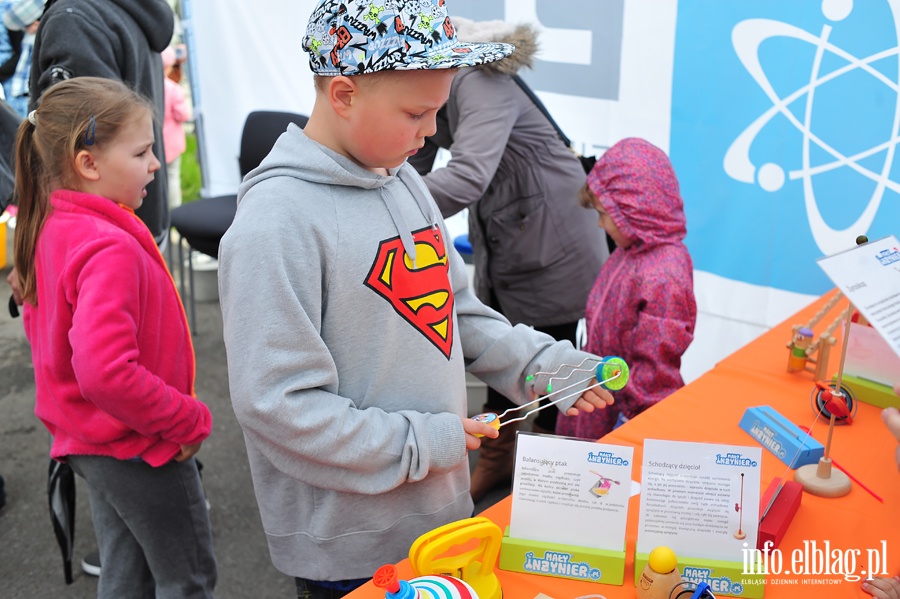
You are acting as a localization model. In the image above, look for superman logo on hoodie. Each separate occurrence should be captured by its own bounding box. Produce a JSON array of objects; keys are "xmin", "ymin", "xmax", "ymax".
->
[{"xmin": 364, "ymin": 226, "xmax": 454, "ymax": 359}]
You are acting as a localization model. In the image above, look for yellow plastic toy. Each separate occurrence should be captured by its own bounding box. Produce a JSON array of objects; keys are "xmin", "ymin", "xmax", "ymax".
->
[{"xmin": 408, "ymin": 517, "xmax": 502, "ymax": 599}]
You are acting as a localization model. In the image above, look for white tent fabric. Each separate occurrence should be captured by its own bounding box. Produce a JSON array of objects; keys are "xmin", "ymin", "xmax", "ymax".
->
[{"xmin": 185, "ymin": 0, "xmax": 318, "ymax": 197}]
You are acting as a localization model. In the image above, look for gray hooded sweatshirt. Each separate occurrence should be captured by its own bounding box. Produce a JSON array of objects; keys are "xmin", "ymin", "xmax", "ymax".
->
[{"xmin": 218, "ymin": 126, "xmax": 597, "ymax": 580}]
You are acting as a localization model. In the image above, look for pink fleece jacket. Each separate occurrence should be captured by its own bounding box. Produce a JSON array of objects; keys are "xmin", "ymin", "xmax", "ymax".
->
[
  {"xmin": 23, "ymin": 190, "xmax": 212, "ymax": 466},
  {"xmin": 556, "ymin": 138, "xmax": 697, "ymax": 441}
]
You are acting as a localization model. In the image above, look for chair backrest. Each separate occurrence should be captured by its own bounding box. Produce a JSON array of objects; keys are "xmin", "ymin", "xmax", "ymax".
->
[{"xmin": 237, "ymin": 111, "xmax": 309, "ymax": 178}]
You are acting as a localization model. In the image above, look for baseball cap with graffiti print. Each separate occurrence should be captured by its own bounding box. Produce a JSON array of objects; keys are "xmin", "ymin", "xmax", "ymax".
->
[{"xmin": 303, "ymin": 0, "xmax": 514, "ymax": 76}]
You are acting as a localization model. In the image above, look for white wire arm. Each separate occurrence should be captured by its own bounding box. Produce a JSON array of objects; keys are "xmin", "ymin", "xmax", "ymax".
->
[{"xmin": 496, "ymin": 358, "xmax": 627, "ymax": 428}]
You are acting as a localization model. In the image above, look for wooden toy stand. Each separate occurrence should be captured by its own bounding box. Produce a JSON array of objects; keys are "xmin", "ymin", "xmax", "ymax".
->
[
  {"xmin": 786, "ymin": 292, "xmax": 849, "ymax": 380},
  {"xmin": 633, "ymin": 552, "xmax": 764, "ymax": 598},
  {"xmin": 794, "ymin": 304, "xmax": 853, "ymax": 498}
]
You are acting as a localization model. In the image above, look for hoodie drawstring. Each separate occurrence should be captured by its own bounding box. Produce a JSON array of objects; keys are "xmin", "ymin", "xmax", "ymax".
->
[
  {"xmin": 400, "ymin": 168, "xmax": 440, "ymax": 231},
  {"xmin": 381, "ymin": 185, "xmax": 418, "ymax": 267},
  {"xmin": 381, "ymin": 167, "xmax": 443, "ymax": 268}
]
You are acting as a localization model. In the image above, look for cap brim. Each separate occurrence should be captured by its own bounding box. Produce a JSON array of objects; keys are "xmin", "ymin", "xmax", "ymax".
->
[
  {"xmin": 312, "ymin": 41, "xmax": 515, "ymax": 76},
  {"xmin": 395, "ymin": 40, "xmax": 515, "ymax": 71}
]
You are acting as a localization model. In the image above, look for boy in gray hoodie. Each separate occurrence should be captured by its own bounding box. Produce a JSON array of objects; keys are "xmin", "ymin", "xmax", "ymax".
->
[{"xmin": 218, "ymin": 1, "xmax": 614, "ymax": 596}]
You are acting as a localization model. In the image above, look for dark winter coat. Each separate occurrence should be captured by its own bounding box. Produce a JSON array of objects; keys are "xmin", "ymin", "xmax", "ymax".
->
[
  {"xmin": 409, "ymin": 21, "xmax": 607, "ymax": 327},
  {"xmin": 29, "ymin": 0, "xmax": 175, "ymax": 244}
]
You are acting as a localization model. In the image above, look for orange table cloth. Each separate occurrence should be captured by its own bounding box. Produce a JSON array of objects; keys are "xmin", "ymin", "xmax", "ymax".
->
[{"xmin": 348, "ymin": 291, "xmax": 900, "ymax": 598}]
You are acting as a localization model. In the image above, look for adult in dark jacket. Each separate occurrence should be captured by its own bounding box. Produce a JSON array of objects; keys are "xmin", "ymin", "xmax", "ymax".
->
[
  {"xmin": 409, "ymin": 18, "xmax": 608, "ymax": 501},
  {"xmin": 29, "ymin": 0, "xmax": 174, "ymax": 246}
]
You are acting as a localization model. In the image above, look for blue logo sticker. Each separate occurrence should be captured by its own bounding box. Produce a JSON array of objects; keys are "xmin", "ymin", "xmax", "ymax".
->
[
  {"xmin": 877, "ymin": 246, "xmax": 900, "ymax": 265},
  {"xmin": 587, "ymin": 450, "xmax": 630, "ymax": 466},
  {"xmin": 715, "ymin": 453, "xmax": 759, "ymax": 468},
  {"xmin": 672, "ymin": 1, "xmax": 900, "ymax": 294}
]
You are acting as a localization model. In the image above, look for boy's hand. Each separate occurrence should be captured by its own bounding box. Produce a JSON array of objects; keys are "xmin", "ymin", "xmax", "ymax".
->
[
  {"xmin": 862, "ymin": 575, "xmax": 900, "ymax": 599},
  {"xmin": 564, "ymin": 381, "xmax": 614, "ymax": 417},
  {"xmin": 176, "ymin": 442, "xmax": 203, "ymax": 462},
  {"xmin": 462, "ymin": 418, "xmax": 500, "ymax": 451}
]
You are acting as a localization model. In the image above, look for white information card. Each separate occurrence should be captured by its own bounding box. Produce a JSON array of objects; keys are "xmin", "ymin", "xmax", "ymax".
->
[
  {"xmin": 508, "ymin": 433, "xmax": 634, "ymax": 550},
  {"xmin": 817, "ymin": 235, "xmax": 900, "ymax": 359},
  {"xmin": 637, "ymin": 440, "xmax": 762, "ymax": 562}
]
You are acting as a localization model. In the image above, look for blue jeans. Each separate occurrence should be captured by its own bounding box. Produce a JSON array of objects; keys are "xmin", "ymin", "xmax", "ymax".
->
[{"xmin": 295, "ymin": 577, "xmax": 368, "ymax": 599}]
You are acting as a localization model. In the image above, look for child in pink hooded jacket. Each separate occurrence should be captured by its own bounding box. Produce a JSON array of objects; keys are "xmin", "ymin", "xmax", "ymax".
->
[{"xmin": 556, "ymin": 138, "xmax": 697, "ymax": 441}]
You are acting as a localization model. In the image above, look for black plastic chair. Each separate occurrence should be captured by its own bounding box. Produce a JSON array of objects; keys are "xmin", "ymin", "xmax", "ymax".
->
[{"xmin": 170, "ymin": 110, "xmax": 309, "ymax": 331}]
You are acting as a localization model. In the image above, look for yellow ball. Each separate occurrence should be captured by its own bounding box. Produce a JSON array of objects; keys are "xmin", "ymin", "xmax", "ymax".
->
[{"xmin": 648, "ymin": 546, "xmax": 677, "ymax": 574}]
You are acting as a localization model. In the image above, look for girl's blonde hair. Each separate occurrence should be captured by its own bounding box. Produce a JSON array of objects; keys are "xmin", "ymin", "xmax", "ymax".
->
[{"xmin": 13, "ymin": 77, "xmax": 155, "ymax": 304}]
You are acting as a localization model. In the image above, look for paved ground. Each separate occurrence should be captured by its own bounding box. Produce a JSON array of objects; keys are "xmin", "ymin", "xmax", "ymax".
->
[{"xmin": 0, "ymin": 233, "xmax": 510, "ymax": 598}]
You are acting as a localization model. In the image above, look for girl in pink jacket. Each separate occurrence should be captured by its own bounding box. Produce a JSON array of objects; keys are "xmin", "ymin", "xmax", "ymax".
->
[
  {"xmin": 13, "ymin": 77, "xmax": 216, "ymax": 597},
  {"xmin": 556, "ymin": 138, "xmax": 697, "ymax": 441}
]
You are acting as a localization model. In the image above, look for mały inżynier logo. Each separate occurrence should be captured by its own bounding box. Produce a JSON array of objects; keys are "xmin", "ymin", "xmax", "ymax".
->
[
  {"xmin": 587, "ymin": 450, "xmax": 630, "ymax": 466},
  {"xmin": 715, "ymin": 453, "xmax": 759, "ymax": 467},
  {"xmin": 523, "ymin": 550, "xmax": 602, "ymax": 581},
  {"xmin": 748, "ymin": 421, "xmax": 787, "ymax": 459},
  {"xmin": 876, "ymin": 247, "xmax": 900, "ymax": 266}
]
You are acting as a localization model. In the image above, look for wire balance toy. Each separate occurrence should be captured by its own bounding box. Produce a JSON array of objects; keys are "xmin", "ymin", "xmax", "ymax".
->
[{"xmin": 471, "ymin": 356, "xmax": 630, "ymax": 436}]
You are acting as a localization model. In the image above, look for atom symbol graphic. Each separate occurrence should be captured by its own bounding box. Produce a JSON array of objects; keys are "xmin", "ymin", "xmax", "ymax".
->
[{"xmin": 723, "ymin": 0, "xmax": 898, "ymax": 255}]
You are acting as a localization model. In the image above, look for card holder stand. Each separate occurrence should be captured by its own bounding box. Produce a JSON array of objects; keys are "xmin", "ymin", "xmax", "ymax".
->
[
  {"xmin": 840, "ymin": 374, "xmax": 899, "ymax": 409},
  {"xmin": 738, "ymin": 406, "xmax": 823, "ymax": 469},
  {"xmin": 499, "ymin": 528, "xmax": 626, "ymax": 585}
]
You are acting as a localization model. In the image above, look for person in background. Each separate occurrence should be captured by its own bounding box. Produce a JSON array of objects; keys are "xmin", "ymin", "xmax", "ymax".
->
[
  {"xmin": 0, "ymin": 0, "xmax": 20, "ymax": 101},
  {"xmin": 28, "ymin": 0, "xmax": 173, "ymax": 247},
  {"xmin": 219, "ymin": 1, "xmax": 614, "ymax": 595},
  {"xmin": 408, "ymin": 17, "xmax": 608, "ymax": 503},
  {"xmin": 864, "ymin": 576, "xmax": 900, "ymax": 599},
  {"xmin": 13, "ymin": 76, "xmax": 215, "ymax": 598},
  {"xmin": 161, "ymin": 44, "xmax": 190, "ymax": 208},
  {"xmin": 1, "ymin": 0, "xmax": 43, "ymax": 118},
  {"xmin": 556, "ymin": 138, "xmax": 697, "ymax": 441}
]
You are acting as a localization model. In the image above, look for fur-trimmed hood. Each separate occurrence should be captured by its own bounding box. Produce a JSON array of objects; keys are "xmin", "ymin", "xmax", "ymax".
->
[{"xmin": 453, "ymin": 17, "xmax": 538, "ymax": 76}]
